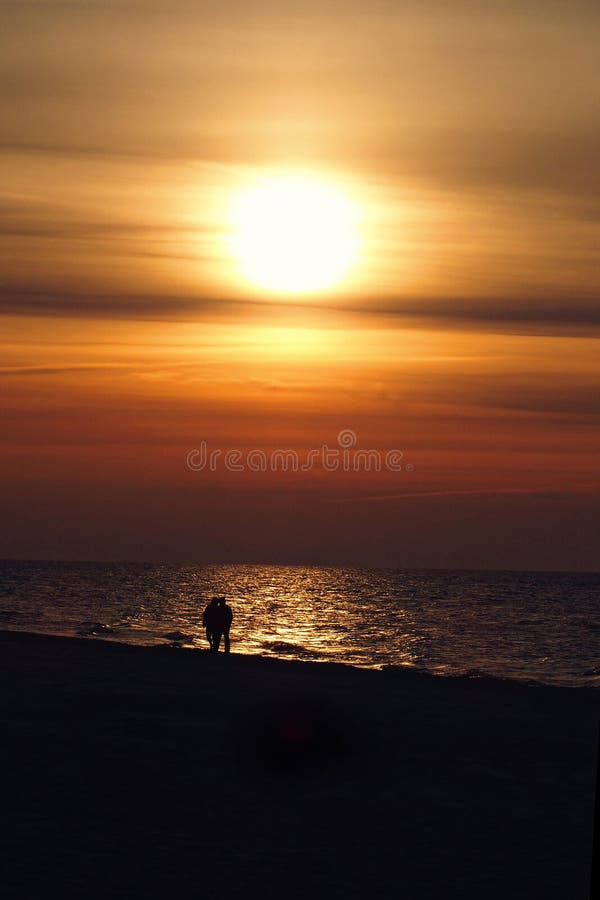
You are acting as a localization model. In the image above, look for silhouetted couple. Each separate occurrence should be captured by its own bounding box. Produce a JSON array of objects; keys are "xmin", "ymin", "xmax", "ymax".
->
[{"xmin": 202, "ymin": 596, "xmax": 233, "ymax": 652}]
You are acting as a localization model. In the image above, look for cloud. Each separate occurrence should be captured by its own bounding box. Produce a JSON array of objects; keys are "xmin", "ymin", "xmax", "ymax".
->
[
  {"xmin": 0, "ymin": 218, "xmax": 216, "ymax": 243},
  {"xmin": 0, "ymin": 364, "xmax": 129, "ymax": 377},
  {"xmin": 431, "ymin": 373, "xmax": 600, "ymax": 418},
  {"xmin": 0, "ymin": 289, "xmax": 235, "ymax": 321},
  {"xmin": 1, "ymin": 287, "xmax": 599, "ymax": 337},
  {"xmin": 2, "ymin": 0, "xmax": 599, "ymax": 200},
  {"xmin": 330, "ymin": 486, "xmax": 589, "ymax": 505},
  {"xmin": 358, "ymin": 297, "xmax": 600, "ymax": 331},
  {"xmin": 1, "ymin": 0, "xmax": 598, "ymax": 336},
  {"xmin": 361, "ymin": 127, "xmax": 600, "ymax": 204}
]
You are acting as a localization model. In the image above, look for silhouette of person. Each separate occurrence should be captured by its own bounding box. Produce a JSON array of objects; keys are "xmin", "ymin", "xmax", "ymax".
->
[
  {"xmin": 212, "ymin": 596, "xmax": 233, "ymax": 653},
  {"xmin": 202, "ymin": 597, "xmax": 220, "ymax": 650}
]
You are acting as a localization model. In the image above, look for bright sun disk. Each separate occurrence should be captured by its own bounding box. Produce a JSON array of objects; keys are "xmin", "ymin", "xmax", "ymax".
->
[{"xmin": 228, "ymin": 174, "xmax": 360, "ymax": 295}]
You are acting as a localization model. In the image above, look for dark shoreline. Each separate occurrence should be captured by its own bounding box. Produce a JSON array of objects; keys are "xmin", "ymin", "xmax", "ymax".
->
[
  {"xmin": 2, "ymin": 629, "xmax": 598, "ymax": 898},
  {"xmin": 3, "ymin": 624, "xmax": 598, "ymax": 691}
]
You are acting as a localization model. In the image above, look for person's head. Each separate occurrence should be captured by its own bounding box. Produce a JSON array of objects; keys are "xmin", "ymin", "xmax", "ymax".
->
[
  {"xmin": 210, "ymin": 596, "xmax": 219, "ymax": 605},
  {"xmin": 218, "ymin": 596, "xmax": 226, "ymax": 606}
]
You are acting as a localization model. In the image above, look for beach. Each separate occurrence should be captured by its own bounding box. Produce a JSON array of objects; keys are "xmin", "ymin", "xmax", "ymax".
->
[{"xmin": 2, "ymin": 630, "xmax": 597, "ymax": 899}]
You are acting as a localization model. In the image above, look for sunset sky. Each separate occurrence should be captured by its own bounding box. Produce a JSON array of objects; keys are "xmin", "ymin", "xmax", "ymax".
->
[{"xmin": 1, "ymin": 0, "xmax": 599, "ymax": 569}]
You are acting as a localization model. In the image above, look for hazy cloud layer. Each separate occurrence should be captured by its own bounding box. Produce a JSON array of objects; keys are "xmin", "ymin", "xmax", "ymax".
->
[
  {"xmin": 2, "ymin": 0, "xmax": 599, "ymax": 321},
  {"xmin": 2, "ymin": 0, "xmax": 598, "ymax": 198},
  {"xmin": 1, "ymin": 288, "xmax": 599, "ymax": 335}
]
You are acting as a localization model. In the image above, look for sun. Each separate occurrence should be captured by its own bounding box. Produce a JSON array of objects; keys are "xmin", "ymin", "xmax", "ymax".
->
[{"xmin": 228, "ymin": 173, "xmax": 360, "ymax": 295}]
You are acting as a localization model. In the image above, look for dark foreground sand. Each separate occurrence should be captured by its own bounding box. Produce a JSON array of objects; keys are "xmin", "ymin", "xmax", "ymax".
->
[{"xmin": 1, "ymin": 631, "xmax": 597, "ymax": 899}]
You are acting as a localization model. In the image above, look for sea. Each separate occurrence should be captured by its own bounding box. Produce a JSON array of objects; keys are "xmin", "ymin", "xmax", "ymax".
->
[{"xmin": 0, "ymin": 561, "xmax": 598, "ymax": 688}]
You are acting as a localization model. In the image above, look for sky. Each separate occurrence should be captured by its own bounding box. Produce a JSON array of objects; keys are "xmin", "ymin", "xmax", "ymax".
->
[{"xmin": 1, "ymin": 0, "xmax": 599, "ymax": 569}]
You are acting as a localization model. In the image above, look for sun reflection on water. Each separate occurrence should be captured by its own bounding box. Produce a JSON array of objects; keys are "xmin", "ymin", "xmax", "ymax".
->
[{"xmin": 193, "ymin": 565, "xmax": 422, "ymax": 670}]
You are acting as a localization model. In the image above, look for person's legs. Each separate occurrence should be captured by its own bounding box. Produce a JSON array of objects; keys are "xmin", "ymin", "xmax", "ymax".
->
[
  {"xmin": 223, "ymin": 628, "xmax": 230, "ymax": 653},
  {"xmin": 212, "ymin": 629, "xmax": 222, "ymax": 651},
  {"xmin": 206, "ymin": 628, "xmax": 213, "ymax": 649}
]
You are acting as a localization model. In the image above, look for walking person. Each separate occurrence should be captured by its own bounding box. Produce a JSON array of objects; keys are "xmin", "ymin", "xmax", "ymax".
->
[
  {"xmin": 217, "ymin": 596, "xmax": 233, "ymax": 653},
  {"xmin": 202, "ymin": 596, "xmax": 220, "ymax": 651}
]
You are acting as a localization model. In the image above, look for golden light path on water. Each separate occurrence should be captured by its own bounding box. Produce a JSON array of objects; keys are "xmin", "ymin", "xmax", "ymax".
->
[{"xmin": 183, "ymin": 566, "xmax": 421, "ymax": 670}]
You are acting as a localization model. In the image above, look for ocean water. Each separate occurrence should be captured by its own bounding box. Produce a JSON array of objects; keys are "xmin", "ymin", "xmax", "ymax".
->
[{"xmin": 0, "ymin": 561, "xmax": 598, "ymax": 687}]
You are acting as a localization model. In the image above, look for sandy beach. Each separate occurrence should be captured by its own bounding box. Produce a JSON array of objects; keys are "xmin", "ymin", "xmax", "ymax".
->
[{"xmin": 1, "ymin": 630, "xmax": 597, "ymax": 899}]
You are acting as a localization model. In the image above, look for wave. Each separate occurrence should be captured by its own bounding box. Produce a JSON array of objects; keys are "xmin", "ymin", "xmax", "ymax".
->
[
  {"xmin": 261, "ymin": 640, "xmax": 322, "ymax": 659},
  {"xmin": 78, "ymin": 622, "xmax": 114, "ymax": 636},
  {"xmin": 162, "ymin": 631, "xmax": 195, "ymax": 644}
]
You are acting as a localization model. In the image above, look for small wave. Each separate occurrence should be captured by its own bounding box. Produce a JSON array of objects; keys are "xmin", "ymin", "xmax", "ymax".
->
[
  {"xmin": 162, "ymin": 631, "xmax": 194, "ymax": 644},
  {"xmin": 463, "ymin": 668, "xmax": 492, "ymax": 679},
  {"xmin": 582, "ymin": 666, "xmax": 600, "ymax": 676},
  {"xmin": 78, "ymin": 622, "xmax": 114, "ymax": 636},
  {"xmin": 262, "ymin": 640, "xmax": 320, "ymax": 659},
  {"xmin": 263, "ymin": 640, "xmax": 308, "ymax": 652}
]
